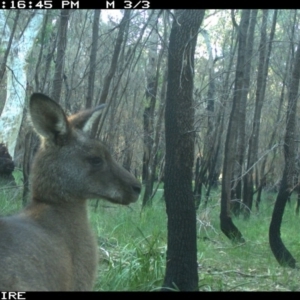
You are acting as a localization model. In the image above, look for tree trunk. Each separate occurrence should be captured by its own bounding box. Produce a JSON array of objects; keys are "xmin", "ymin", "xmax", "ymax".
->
[
  {"xmin": 142, "ymin": 11, "xmax": 159, "ymax": 205},
  {"xmin": 0, "ymin": 11, "xmax": 44, "ymax": 157},
  {"xmin": 22, "ymin": 11, "xmax": 53, "ymax": 205},
  {"xmin": 233, "ymin": 9, "xmax": 257, "ymax": 216},
  {"xmin": 34, "ymin": 10, "xmax": 50, "ymax": 92},
  {"xmin": 244, "ymin": 10, "xmax": 277, "ymax": 218},
  {"xmin": 97, "ymin": 10, "xmax": 155, "ymax": 138},
  {"xmin": 203, "ymin": 21, "xmax": 239, "ymax": 207},
  {"xmin": 142, "ymin": 11, "xmax": 167, "ymax": 207},
  {"xmin": 150, "ymin": 66, "xmax": 168, "ymax": 202},
  {"xmin": 0, "ymin": 11, "xmax": 20, "ymax": 83},
  {"xmin": 269, "ymin": 36, "xmax": 300, "ymax": 269},
  {"xmin": 256, "ymin": 10, "xmax": 291, "ymax": 210},
  {"xmin": 163, "ymin": 9, "xmax": 205, "ymax": 291},
  {"xmin": 91, "ymin": 10, "xmax": 131, "ymax": 138},
  {"xmin": 231, "ymin": 9, "xmax": 254, "ymax": 216},
  {"xmin": 51, "ymin": 10, "xmax": 70, "ymax": 103},
  {"xmin": 220, "ymin": 10, "xmax": 249, "ymax": 242},
  {"xmin": 194, "ymin": 29, "xmax": 216, "ymax": 208},
  {"xmin": 86, "ymin": 10, "xmax": 100, "ymax": 109}
]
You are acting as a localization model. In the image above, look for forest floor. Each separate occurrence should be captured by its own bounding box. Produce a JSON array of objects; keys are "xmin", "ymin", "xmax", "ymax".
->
[
  {"xmin": 93, "ymin": 188, "xmax": 300, "ymax": 291},
  {"xmin": 1, "ymin": 173, "xmax": 300, "ymax": 291}
]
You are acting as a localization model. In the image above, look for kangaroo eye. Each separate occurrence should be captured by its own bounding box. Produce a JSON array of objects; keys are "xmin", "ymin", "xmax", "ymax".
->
[{"xmin": 88, "ymin": 157, "xmax": 103, "ymax": 166}]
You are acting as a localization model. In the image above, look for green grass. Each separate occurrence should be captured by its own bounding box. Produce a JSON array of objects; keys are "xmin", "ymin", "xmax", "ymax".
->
[
  {"xmin": 91, "ymin": 190, "xmax": 167, "ymax": 291},
  {"xmin": 195, "ymin": 190, "xmax": 300, "ymax": 291},
  {"xmin": 1, "ymin": 179, "xmax": 300, "ymax": 291}
]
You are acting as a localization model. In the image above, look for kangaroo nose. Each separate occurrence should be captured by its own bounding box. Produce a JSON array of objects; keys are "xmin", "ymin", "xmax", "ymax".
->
[{"xmin": 132, "ymin": 185, "xmax": 141, "ymax": 195}]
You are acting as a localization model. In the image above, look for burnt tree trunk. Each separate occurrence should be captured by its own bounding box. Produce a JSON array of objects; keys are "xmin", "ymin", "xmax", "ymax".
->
[
  {"xmin": 269, "ymin": 36, "xmax": 300, "ymax": 269},
  {"xmin": 163, "ymin": 9, "xmax": 205, "ymax": 291},
  {"xmin": 231, "ymin": 9, "xmax": 254, "ymax": 216},
  {"xmin": 233, "ymin": 9, "xmax": 257, "ymax": 216},
  {"xmin": 220, "ymin": 10, "xmax": 249, "ymax": 242}
]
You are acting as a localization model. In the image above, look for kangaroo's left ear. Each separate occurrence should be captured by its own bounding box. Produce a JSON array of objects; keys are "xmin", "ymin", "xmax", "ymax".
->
[
  {"xmin": 68, "ymin": 104, "xmax": 106, "ymax": 133},
  {"xmin": 30, "ymin": 93, "xmax": 70, "ymax": 142}
]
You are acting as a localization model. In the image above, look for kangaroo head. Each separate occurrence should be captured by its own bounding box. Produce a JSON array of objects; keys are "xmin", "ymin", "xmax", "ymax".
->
[{"xmin": 29, "ymin": 93, "xmax": 141, "ymax": 205}]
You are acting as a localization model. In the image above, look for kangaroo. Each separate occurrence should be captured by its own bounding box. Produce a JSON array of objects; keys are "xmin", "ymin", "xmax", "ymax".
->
[{"xmin": 0, "ymin": 93, "xmax": 141, "ymax": 291}]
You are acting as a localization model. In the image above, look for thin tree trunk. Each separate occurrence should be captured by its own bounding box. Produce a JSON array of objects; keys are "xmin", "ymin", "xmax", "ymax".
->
[
  {"xmin": 233, "ymin": 9, "xmax": 257, "ymax": 216},
  {"xmin": 99, "ymin": 10, "xmax": 131, "ymax": 106},
  {"xmin": 256, "ymin": 10, "xmax": 292, "ymax": 210},
  {"xmin": 150, "ymin": 66, "xmax": 168, "ymax": 201},
  {"xmin": 51, "ymin": 10, "xmax": 70, "ymax": 103},
  {"xmin": 220, "ymin": 10, "xmax": 250, "ymax": 243},
  {"xmin": 142, "ymin": 12, "xmax": 159, "ymax": 204},
  {"xmin": 244, "ymin": 10, "xmax": 277, "ymax": 218},
  {"xmin": 142, "ymin": 12, "xmax": 166, "ymax": 207},
  {"xmin": 65, "ymin": 11, "xmax": 89, "ymax": 110},
  {"xmin": 0, "ymin": 11, "xmax": 20, "ymax": 83},
  {"xmin": 97, "ymin": 10, "xmax": 156, "ymax": 137},
  {"xmin": 91, "ymin": 10, "xmax": 131, "ymax": 138},
  {"xmin": 86, "ymin": 10, "xmax": 100, "ymax": 109},
  {"xmin": 194, "ymin": 29, "xmax": 216, "ymax": 208},
  {"xmin": 205, "ymin": 43, "xmax": 237, "ymax": 206},
  {"xmin": 34, "ymin": 10, "xmax": 50, "ymax": 92},
  {"xmin": 231, "ymin": 9, "xmax": 254, "ymax": 216}
]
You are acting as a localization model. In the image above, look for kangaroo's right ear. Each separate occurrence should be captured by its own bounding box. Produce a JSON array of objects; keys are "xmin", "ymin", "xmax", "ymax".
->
[
  {"xmin": 30, "ymin": 93, "xmax": 70, "ymax": 142},
  {"xmin": 68, "ymin": 104, "xmax": 106, "ymax": 133}
]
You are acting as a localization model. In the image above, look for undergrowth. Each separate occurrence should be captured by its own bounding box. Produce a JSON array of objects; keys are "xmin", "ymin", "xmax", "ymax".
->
[{"xmin": 1, "ymin": 177, "xmax": 300, "ymax": 291}]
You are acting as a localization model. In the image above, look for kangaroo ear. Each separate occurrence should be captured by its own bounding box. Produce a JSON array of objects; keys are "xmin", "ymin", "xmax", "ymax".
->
[
  {"xmin": 68, "ymin": 104, "xmax": 106, "ymax": 133},
  {"xmin": 30, "ymin": 93, "xmax": 69, "ymax": 142}
]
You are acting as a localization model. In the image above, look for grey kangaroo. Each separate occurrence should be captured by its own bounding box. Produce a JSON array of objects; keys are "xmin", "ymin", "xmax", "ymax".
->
[{"xmin": 0, "ymin": 93, "xmax": 141, "ymax": 291}]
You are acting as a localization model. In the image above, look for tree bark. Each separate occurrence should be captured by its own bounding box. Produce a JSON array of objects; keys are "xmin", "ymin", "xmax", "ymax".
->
[
  {"xmin": 34, "ymin": 10, "xmax": 50, "ymax": 92},
  {"xmin": 255, "ymin": 10, "xmax": 288, "ymax": 210},
  {"xmin": 142, "ymin": 11, "xmax": 167, "ymax": 207},
  {"xmin": 0, "ymin": 11, "xmax": 44, "ymax": 157},
  {"xmin": 163, "ymin": 9, "xmax": 205, "ymax": 291},
  {"xmin": 142, "ymin": 11, "xmax": 159, "ymax": 205},
  {"xmin": 269, "ymin": 36, "xmax": 300, "ymax": 269},
  {"xmin": 231, "ymin": 9, "xmax": 255, "ymax": 216},
  {"xmin": 86, "ymin": 10, "xmax": 100, "ymax": 109},
  {"xmin": 220, "ymin": 10, "xmax": 250, "ymax": 242},
  {"xmin": 233, "ymin": 9, "xmax": 257, "ymax": 216},
  {"xmin": 51, "ymin": 9, "xmax": 70, "ymax": 103},
  {"xmin": 243, "ymin": 10, "xmax": 277, "ymax": 218}
]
